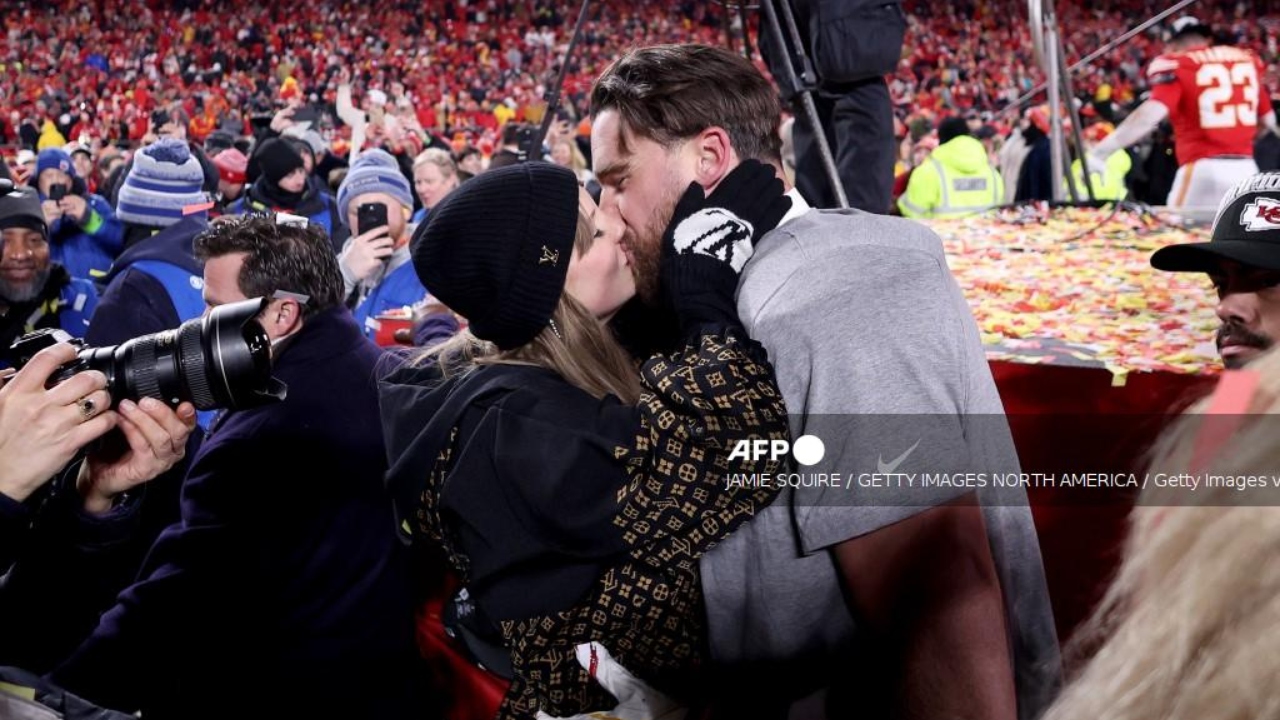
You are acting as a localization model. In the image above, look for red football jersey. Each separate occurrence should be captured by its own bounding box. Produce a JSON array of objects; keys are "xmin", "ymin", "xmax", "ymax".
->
[{"xmin": 1146, "ymin": 46, "xmax": 1272, "ymax": 165}]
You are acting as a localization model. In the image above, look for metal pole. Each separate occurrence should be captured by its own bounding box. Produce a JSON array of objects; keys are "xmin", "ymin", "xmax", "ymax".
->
[
  {"xmin": 760, "ymin": 0, "xmax": 850, "ymax": 208},
  {"xmin": 1001, "ymin": 0, "xmax": 1199, "ymax": 119},
  {"xmin": 1058, "ymin": 33, "xmax": 1096, "ymax": 202},
  {"xmin": 528, "ymin": 0, "xmax": 591, "ymax": 162},
  {"xmin": 737, "ymin": 2, "xmax": 756, "ymax": 61},
  {"xmin": 1044, "ymin": 16, "xmax": 1066, "ymax": 202}
]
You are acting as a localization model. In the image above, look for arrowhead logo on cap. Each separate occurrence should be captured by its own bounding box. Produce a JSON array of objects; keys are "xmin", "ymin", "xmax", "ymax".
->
[{"xmin": 1241, "ymin": 198, "xmax": 1280, "ymax": 233}]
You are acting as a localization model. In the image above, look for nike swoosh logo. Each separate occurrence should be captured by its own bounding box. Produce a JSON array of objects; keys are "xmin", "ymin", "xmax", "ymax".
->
[{"xmin": 877, "ymin": 439, "xmax": 921, "ymax": 474}]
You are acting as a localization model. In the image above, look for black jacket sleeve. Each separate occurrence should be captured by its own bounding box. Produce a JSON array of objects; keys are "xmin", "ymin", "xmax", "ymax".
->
[
  {"xmin": 0, "ymin": 466, "xmax": 152, "ymax": 674},
  {"xmin": 49, "ymin": 437, "xmax": 252, "ymax": 712},
  {"xmin": 0, "ymin": 490, "xmax": 31, "ymax": 571}
]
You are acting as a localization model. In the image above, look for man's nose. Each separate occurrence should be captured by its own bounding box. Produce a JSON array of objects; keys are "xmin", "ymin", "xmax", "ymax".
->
[
  {"xmin": 1216, "ymin": 289, "xmax": 1259, "ymax": 326},
  {"xmin": 599, "ymin": 187, "xmax": 618, "ymax": 211}
]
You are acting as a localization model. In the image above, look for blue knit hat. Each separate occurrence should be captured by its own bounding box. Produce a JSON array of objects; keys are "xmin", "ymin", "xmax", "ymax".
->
[
  {"xmin": 336, "ymin": 149, "xmax": 413, "ymax": 227},
  {"xmin": 35, "ymin": 148, "xmax": 76, "ymax": 181},
  {"xmin": 116, "ymin": 139, "xmax": 209, "ymax": 228}
]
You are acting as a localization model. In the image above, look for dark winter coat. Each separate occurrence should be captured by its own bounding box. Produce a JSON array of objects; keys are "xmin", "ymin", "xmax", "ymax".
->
[
  {"xmin": 379, "ymin": 326, "xmax": 790, "ymax": 718},
  {"xmin": 85, "ymin": 216, "xmax": 208, "ymax": 348},
  {"xmin": 51, "ymin": 308, "xmax": 424, "ymax": 719}
]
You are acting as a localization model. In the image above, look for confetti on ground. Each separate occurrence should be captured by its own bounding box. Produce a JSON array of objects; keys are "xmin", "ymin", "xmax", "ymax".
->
[{"xmin": 928, "ymin": 206, "xmax": 1221, "ymax": 375}]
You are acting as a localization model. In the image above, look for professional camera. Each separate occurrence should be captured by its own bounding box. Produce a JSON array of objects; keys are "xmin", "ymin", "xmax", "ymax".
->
[{"xmin": 8, "ymin": 298, "xmax": 287, "ymax": 411}]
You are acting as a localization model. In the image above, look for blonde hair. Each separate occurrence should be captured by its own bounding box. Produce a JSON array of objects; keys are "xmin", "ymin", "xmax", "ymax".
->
[
  {"xmin": 413, "ymin": 147, "xmax": 458, "ymax": 179},
  {"xmin": 419, "ymin": 210, "xmax": 641, "ymax": 404},
  {"xmin": 1044, "ymin": 348, "xmax": 1280, "ymax": 720},
  {"xmin": 553, "ymin": 139, "xmax": 589, "ymax": 177}
]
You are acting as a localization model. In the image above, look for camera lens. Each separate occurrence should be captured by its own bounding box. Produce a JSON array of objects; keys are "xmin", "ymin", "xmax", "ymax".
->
[{"xmin": 76, "ymin": 298, "xmax": 282, "ymax": 411}]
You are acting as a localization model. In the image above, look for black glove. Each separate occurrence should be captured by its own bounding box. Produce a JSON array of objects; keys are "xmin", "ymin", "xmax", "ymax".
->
[{"xmin": 661, "ymin": 160, "xmax": 791, "ymax": 335}]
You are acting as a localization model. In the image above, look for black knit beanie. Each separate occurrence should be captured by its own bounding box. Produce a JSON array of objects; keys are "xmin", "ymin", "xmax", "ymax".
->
[
  {"xmin": 250, "ymin": 138, "xmax": 306, "ymax": 186},
  {"xmin": 412, "ymin": 162, "xmax": 579, "ymax": 350},
  {"xmin": 0, "ymin": 185, "xmax": 48, "ymax": 235}
]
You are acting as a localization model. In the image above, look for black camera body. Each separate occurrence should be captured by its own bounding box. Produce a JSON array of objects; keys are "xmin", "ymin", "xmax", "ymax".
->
[
  {"xmin": 514, "ymin": 124, "xmax": 539, "ymax": 163},
  {"xmin": 10, "ymin": 298, "xmax": 286, "ymax": 411}
]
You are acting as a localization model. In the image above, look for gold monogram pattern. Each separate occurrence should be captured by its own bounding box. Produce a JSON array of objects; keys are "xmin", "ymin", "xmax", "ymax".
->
[
  {"xmin": 418, "ymin": 334, "xmax": 789, "ymax": 719},
  {"xmin": 539, "ymin": 245, "xmax": 560, "ymax": 266}
]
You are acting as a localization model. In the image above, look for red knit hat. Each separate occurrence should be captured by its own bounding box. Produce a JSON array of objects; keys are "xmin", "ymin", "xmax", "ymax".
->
[{"xmin": 212, "ymin": 148, "xmax": 248, "ymax": 185}]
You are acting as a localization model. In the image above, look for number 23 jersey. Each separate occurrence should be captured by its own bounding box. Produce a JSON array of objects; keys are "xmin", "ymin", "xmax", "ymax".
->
[{"xmin": 1147, "ymin": 46, "xmax": 1271, "ymax": 165}]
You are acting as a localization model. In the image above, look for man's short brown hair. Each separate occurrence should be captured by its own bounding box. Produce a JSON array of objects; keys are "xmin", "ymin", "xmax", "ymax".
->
[
  {"xmin": 194, "ymin": 215, "xmax": 344, "ymax": 312},
  {"xmin": 590, "ymin": 44, "xmax": 782, "ymax": 163}
]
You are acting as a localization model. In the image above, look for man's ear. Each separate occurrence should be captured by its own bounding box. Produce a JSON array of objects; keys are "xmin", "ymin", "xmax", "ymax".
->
[
  {"xmin": 689, "ymin": 126, "xmax": 738, "ymax": 190},
  {"xmin": 263, "ymin": 297, "xmax": 304, "ymax": 341}
]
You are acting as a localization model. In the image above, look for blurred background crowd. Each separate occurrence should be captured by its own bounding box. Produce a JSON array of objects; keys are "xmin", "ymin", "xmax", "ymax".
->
[{"xmin": 1, "ymin": 0, "xmax": 1275, "ymax": 206}]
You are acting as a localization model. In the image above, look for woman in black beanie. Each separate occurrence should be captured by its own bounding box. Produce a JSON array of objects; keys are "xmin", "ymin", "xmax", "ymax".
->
[{"xmin": 380, "ymin": 160, "xmax": 792, "ymax": 718}]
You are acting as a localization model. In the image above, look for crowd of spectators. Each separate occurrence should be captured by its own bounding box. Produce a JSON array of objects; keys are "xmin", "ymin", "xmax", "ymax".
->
[
  {"xmin": 0, "ymin": 0, "xmax": 723, "ymax": 160},
  {"xmin": 2, "ymin": 0, "xmax": 1276, "ymax": 166},
  {"xmin": 894, "ymin": 0, "xmax": 1279, "ymax": 130}
]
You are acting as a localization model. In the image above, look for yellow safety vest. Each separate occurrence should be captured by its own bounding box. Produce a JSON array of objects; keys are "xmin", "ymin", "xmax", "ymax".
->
[
  {"xmin": 1067, "ymin": 150, "xmax": 1131, "ymax": 202},
  {"xmin": 899, "ymin": 137, "xmax": 1003, "ymax": 219}
]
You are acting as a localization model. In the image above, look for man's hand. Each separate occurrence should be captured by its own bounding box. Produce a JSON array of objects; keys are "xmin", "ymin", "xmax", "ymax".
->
[
  {"xmin": 77, "ymin": 398, "xmax": 196, "ymax": 515},
  {"xmin": 58, "ymin": 194, "xmax": 89, "ymax": 225},
  {"xmin": 0, "ymin": 344, "xmax": 115, "ymax": 503},
  {"xmin": 270, "ymin": 106, "xmax": 296, "ymax": 134},
  {"xmin": 1082, "ymin": 150, "xmax": 1109, "ymax": 180},
  {"xmin": 534, "ymin": 642, "xmax": 685, "ymax": 720},
  {"xmin": 42, "ymin": 199, "xmax": 64, "ymax": 226},
  {"xmin": 156, "ymin": 121, "xmax": 183, "ymax": 139},
  {"xmin": 339, "ymin": 225, "xmax": 394, "ymax": 283}
]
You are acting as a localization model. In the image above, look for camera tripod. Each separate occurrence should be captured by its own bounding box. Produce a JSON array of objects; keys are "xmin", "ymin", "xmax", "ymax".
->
[{"xmin": 713, "ymin": 0, "xmax": 851, "ymax": 209}]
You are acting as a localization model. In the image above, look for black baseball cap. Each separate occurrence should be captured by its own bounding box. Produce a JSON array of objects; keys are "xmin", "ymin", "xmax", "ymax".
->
[{"xmin": 1152, "ymin": 173, "xmax": 1280, "ymax": 272}]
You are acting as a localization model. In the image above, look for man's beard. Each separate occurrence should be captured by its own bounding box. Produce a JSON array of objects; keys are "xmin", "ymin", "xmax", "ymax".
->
[
  {"xmin": 1216, "ymin": 320, "xmax": 1273, "ymax": 369},
  {"xmin": 0, "ymin": 267, "xmax": 50, "ymax": 303},
  {"xmin": 628, "ymin": 186, "xmax": 680, "ymax": 306}
]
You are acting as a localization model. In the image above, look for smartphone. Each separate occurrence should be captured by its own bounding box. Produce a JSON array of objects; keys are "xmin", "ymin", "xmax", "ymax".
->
[
  {"xmin": 48, "ymin": 183, "xmax": 68, "ymax": 202},
  {"xmin": 357, "ymin": 202, "xmax": 388, "ymax": 236},
  {"xmin": 291, "ymin": 105, "xmax": 319, "ymax": 125},
  {"xmin": 151, "ymin": 109, "xmax": 170, "ymax": 129}
]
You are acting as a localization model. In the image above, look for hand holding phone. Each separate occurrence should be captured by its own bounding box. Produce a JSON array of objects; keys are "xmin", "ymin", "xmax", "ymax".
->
[
  {"xmin": 342, "ymin": 225, "xmax": 395, "ymax": 283},
  {"xmin": 356, "ymin": 202, "xmax": 389, "ymax": 236}
]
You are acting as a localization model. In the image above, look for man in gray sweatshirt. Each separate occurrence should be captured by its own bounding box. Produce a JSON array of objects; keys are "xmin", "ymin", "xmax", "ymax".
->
[{"xmin": 591, "ymin": 44, "xmax": 1060, "ymax": 720}]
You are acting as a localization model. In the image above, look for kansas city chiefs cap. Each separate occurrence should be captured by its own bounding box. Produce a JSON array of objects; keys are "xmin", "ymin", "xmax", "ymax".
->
[{"xmin": 1152, "ymin": 173, "xmax": 1280, "ymax": 272}]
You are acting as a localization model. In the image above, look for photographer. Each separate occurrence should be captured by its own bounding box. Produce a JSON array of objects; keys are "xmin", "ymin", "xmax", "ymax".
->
[
  {"xmin": 49, "ymin": 216, "xmax": 423, "ymax": 719},
  {"xmin": 1, "ymin": 342, "xmax": 197, "ymax": 672},
  {"xmin": 0, "ymin": 183, "xmax": 98, "ymax": 357},
  {"xmin": 34, "ymin": 149, "xmax": 123, "ymax": 281}
]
